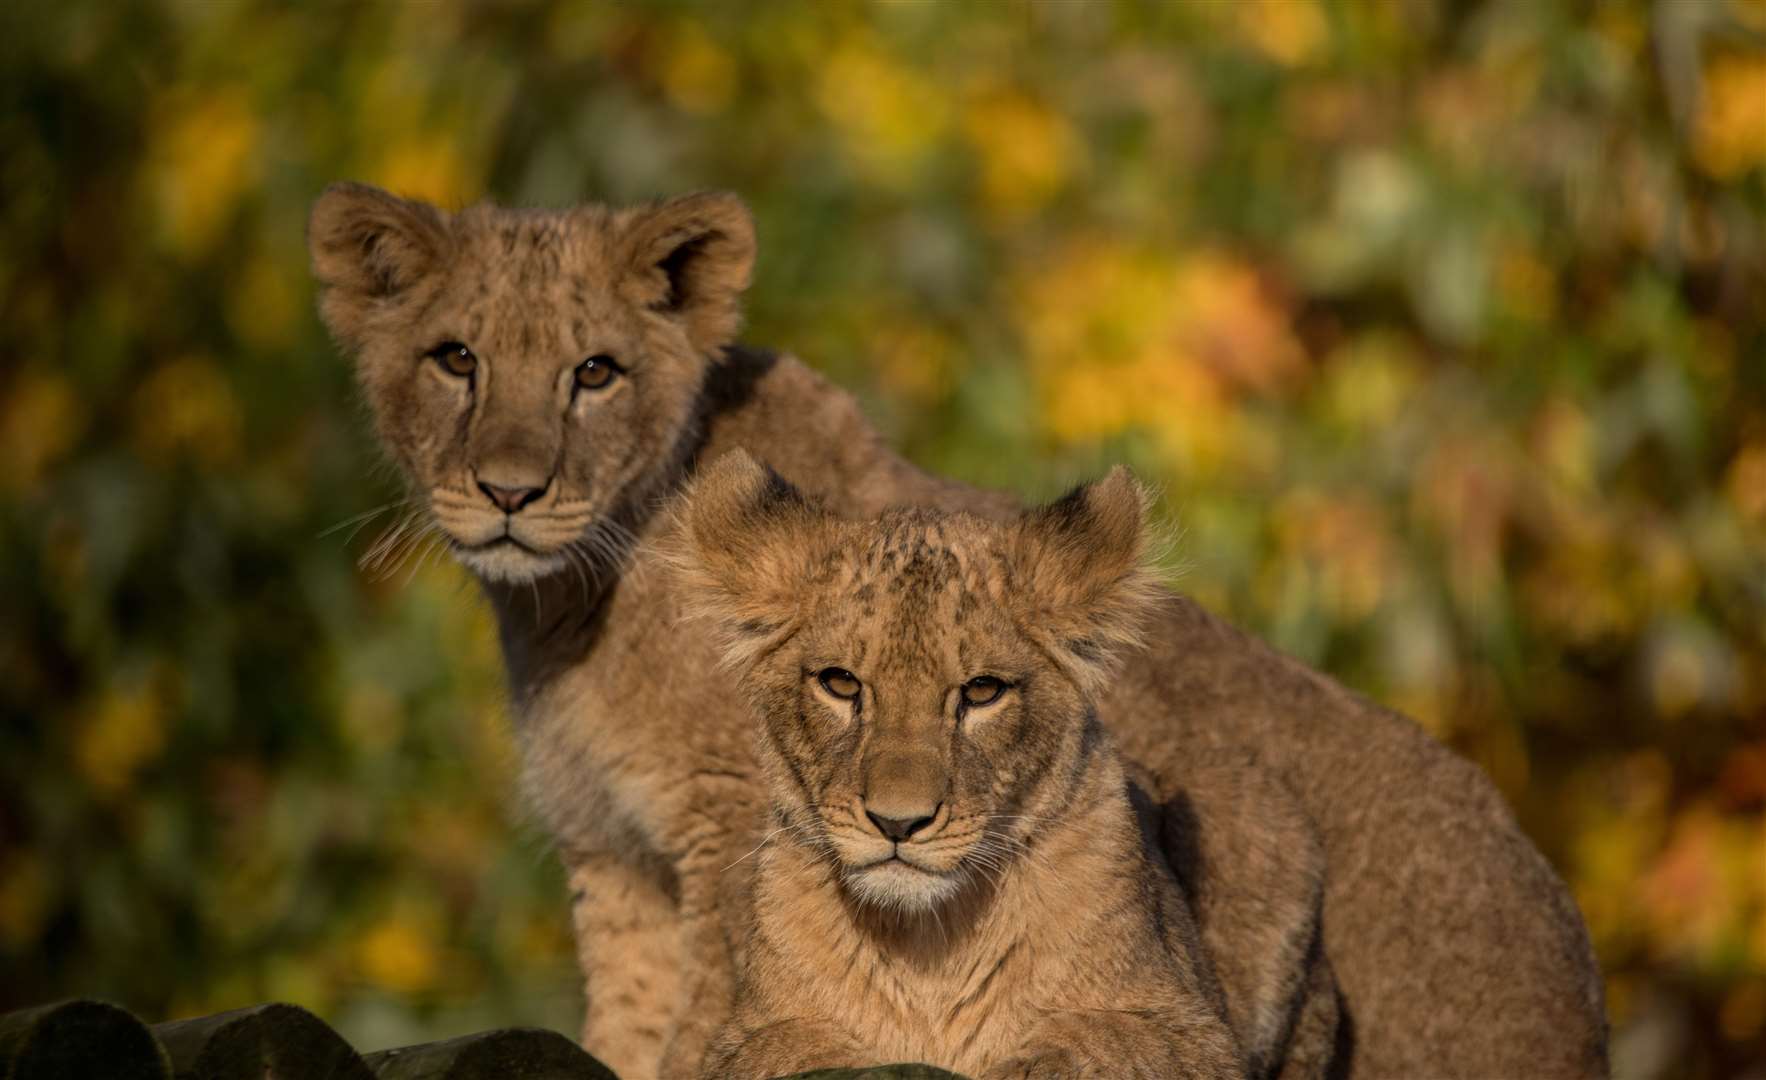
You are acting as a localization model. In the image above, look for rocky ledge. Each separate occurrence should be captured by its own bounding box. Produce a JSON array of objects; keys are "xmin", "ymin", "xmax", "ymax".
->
[{"xmin": 0, "ymin": 1000, "xmax": 964, "ymax": 1079}]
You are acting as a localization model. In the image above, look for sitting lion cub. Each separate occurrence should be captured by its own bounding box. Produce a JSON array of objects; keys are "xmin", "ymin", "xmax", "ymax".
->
[{"xmin": 672, "ymin": 450, "xmax": 1244, "ymax": 1080}]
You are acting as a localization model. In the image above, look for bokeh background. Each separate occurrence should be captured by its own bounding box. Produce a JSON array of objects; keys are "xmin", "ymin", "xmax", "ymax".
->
[{"xmin": 2, "ymin": 1, "xmax": 1763, "ymax": 1076}]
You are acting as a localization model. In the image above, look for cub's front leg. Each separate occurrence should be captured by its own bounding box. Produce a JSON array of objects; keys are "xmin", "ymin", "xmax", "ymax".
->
[
  {"xmin": 983, "ymin": 1010, "xmax": 1242, "ymax": 1080},
  {"xmin": 700, "ymin": 1017, "xmax": 868, "ymax": 1080},
  {"xmin": 654, "ymin": 902, "xmax": 735, "ymax": 1078},
  {"xmin": 567, "ymin": 852, "xmax": 689, "ymax": 1080}
]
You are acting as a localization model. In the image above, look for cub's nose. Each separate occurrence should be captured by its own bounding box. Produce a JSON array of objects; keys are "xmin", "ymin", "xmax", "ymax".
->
[
  {"xmin": 865, "ymin": 805, "xmax": 940, "ymax": 842},
  {"xmin": 477, "ymin": 480, "xmax": 547, "ymax": 514}
]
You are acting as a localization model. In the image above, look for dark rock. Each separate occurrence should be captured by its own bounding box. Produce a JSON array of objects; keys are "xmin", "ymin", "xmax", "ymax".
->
[
  {"xmin": 152, "ymin": 1002, "xmax": 372, "ymax": 1080},
  {"xmin": 0, "ymin": 999, "xmax": 171, "ymax": 1080},
  {"xmin": 362, "ymin": 1027, "xmax": 617, "ymax": 1079}
]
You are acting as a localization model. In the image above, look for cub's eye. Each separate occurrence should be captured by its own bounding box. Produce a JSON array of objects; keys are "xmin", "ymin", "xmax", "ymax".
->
[
  {"xmin": 429, "ymin": 342, "xmax": 477, "ymax": 378},
  {"xmin": 575, "ymin": 354, "xmax": 624, "ymax": 391},
  {"xmin": 960, "ymin": 676, "xmax": 1008, "ymax": 708},
  {"xmin": 817, "ymin": 668, "xmax": 862, "ymax": 701}
]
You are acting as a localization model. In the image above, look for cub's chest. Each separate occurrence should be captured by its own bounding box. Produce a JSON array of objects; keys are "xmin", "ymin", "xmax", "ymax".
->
[
  {"xmin": 792, "ymin": 931, "xmax": 1040, "ymax": 1073},
  {"xmin": 522, "ymin": 620, "xmax": 762, "ymax": 858}
]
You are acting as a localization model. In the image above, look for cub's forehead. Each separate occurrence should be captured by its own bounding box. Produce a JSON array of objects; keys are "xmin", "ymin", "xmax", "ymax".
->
[
  {"xmin": 817, "ymin": 512, "xmax": 1016, "ymax": 633},
  {"xmin": 434, "ymin": 205, "xmax": 636, "ymax": 352},
  {"xmin": 842, "ymin": 513, "xmax": 1004, "ymax": 589},
  {"xmin": 453, "ymin": 202, "xmax": 616, "ymax": 246},
  {"xmin": 806, "ymin": 516, "xmax": 1027, "ymax": 677},
  {"xmin": 448, "ymin": 204, "xmax": 623, "ymax": 291}
]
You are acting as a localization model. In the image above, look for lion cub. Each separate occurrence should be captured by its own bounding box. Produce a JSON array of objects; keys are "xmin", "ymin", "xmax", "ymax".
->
[{"xmin": 672, "ymin": 450, "xmax": 1243, "ymax": 1080}]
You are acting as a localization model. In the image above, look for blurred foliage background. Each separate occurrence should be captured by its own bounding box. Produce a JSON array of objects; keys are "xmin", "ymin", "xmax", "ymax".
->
[{"xmin": 1, "ymin": 1, "xmax": 1762, "ymax": 1077}]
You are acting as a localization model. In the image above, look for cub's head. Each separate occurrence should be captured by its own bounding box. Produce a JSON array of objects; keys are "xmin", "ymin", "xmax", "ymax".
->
[
  {"xmin": 308, "ymin": 183, "xmax": 755, "ymax": 583},
  {"xmin": 674, "ymin": 450, "xmax": 1161, "ymax": 913}
]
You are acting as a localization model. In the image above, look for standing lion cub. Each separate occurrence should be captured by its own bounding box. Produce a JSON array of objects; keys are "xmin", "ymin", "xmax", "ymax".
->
[{"xmin": 671, "ymin": 450, "xmax": 1244, "ymax": 1080}]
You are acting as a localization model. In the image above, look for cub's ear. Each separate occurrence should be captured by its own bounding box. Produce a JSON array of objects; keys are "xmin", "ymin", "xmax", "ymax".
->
[
  {"xmin": 617, "ymin": 191, "xmax": 756, "ymax": 357},
  {"xmin": 1008, "ymin": 466, "xmax": 1162, "ymax": 696},
  {"xmin": 669, "ymin": 449, "xmax": 835, "ymax": 668},
  {"xmin": 308, "ymin": 182, "xmax": 451, "ymax": 347}
]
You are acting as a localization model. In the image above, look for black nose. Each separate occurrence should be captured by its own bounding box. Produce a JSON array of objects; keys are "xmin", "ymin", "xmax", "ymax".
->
[
  {"xmin": 866, "ymin": 806, "xmax": 939, "ymax": 842},
  {"xmin": 477, "ymin": 481, "xmax": 547, "ymax": 514}
]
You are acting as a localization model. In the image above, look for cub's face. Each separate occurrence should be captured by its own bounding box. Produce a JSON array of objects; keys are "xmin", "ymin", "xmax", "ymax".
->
[
  {"xmin": 308, "ymin": 184, "xmax": 755, "ymax": 583},
  {"xmin": 675, "ymin": 452, "xmax": 1157, "ymax": 913}
]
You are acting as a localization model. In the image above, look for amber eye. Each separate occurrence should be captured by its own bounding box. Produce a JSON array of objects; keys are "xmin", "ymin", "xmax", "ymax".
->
[
  {"xmin": 429, "ymin": 342, "xmax": 476, "ymax": 378},
  {"xmin": 961, "ymin": 676, "xmax": 1008, "ymax": 708},
  {"xmin": 575, "ymin": 354, "xmax": 623, "ymax": 391},
  {"xmin": 817, "ymin": 668, "xmax": 862, "ymax": 701}
]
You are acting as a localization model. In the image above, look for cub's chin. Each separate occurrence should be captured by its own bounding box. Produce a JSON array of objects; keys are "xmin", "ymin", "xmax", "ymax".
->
[
  {"xmin": 452, "ymin": 539, "xmax": 569, "ymax": 584},
  {"xmin": 845, "ymin": 858, "xmax": 964, "ymax": 914}
]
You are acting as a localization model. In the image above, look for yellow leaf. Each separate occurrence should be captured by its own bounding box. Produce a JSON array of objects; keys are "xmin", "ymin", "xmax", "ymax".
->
[
  {"xmin": 1639, "ymin": 804, "xmax": 1761, "ymax": 966},
  {"xmin": 1727, "ymin": 440, "xmax": 1766, "ymax": 525},
  {"xmin": 1530, "ymin": 397, "xmax": 1596, "ymax": 494},
  {"xmin": 340, "ymin": 685, "xmax": 404, "ymax": 755},
  {"xmin": 357, "ymin": 916, "xmax": 440, "ymax": 995},
  {"xmin": 875, "ymin": 322, "xmax": 956, "ymax": 404},
  {"xmin": 75, "ymin": 684, "xmax": 167, "ymax": 797},
  {"xmin": 1496, "ymin": 243, "xmax": 1556, "ymax": 323},
  {"xmin": 152, "ymin": 91, "xmax": 261, "ymax": 259},
  {"xmin": 1016, "ymin": 240, "xmax": 1300, "ymax": 479},
  {"xmin": 225, "ymin": 254, "xmax": 299, "ymax": 353},
  {"xmin": 0, "ymin": 853, "xmax": 50, "ymax": 949},
  {"xmin": 814, "ymin": 37, "xmax": 950, "ymax": 188},
  {"xmin": 0, "ymin": 372, "xmax": 83, "ymax": 496},
  {"xmin": 1169, "ymin": 252, "xmax": 1306, "ymax": 395},
  {"xmin": 1272, "ymin": 489, "xmax": 1391, "ymax": 620},
  {"xmin": 131, "ymin": 355, "xmax": 243, "ymax": 467},
  {"xmin": 1322, "ymin": 335, "xmax": 1418, "ymax": 433},
  {"xmin": 963, "ymin": 90, "xmax": 1082, "ymax": 221},
  {"xmin": 1695, "ymin": 51, "xmax": 1766, "ymax": 179},
  {"xmin": 661, "ymin": 22, "xmax": 738, "ymax": 115},
  {"xmin": 1238, "ymin": 0, "xmax": 1330, "ymax": 67},
  {"xmin": 375, "ymin": 134, "xmax": 475, "ymax": 208}
]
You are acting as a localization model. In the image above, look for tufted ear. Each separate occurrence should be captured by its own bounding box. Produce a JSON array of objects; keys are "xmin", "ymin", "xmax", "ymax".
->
[
  {"xmin": 669, "ymin": 449, "xmax": 838, "ymax": 668},
  {"xmin": 1008, "ymin": 467, "xmax": 1163, "ymax": 696},
  {"xmin": 617, "ymin": 191, "xmax": 756, "ymax": 357},
  {"xmin": 308, "ymin": 182, "xmax": 452, "ymax": 348}
]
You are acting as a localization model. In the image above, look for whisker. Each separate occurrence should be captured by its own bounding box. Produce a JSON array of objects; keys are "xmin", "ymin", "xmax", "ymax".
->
[
  {"xmin": 372, "ymin": 520, "xmax": 438, "ymax": 582},
  {"xmin": 361, "ymin": 511, "xmax": 424, "ymax": 572},
  {"xmin": 347, "ymin": 510, "xmax": 402, "ymax": 549},
  {"xmin": 722, "ymin": 826, "xmax": 791, "ymax": 873},
  {"xmin": 402, "ymin": 528, "xmax": 449, "ymax": 585},
  {"xmin": 560, "ymin": 543, "xmax": 592, "ymax": 607},
  {"xmin": 318, "ymin": 497, "xmax": 412, "ymax": 541}
]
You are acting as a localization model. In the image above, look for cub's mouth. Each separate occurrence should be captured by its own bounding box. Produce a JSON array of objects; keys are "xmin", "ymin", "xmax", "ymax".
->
[
  {"xmin": 445, "ymin": 528, "xmax": 570, "ymax": 584},
  {"xmin": 855, "ymin": 852, "xmax": 941, "ymax": 874},
  {"xmin": 844, "ymin": 851, "xmax": 965, "ymax": 912},
  {"xmin": 427, "ymin": 485, "xmax": 620, "ymax": 586},
  {"xmin": 454, "ymin": 533, "xmax": 545, "ymax": 555}
]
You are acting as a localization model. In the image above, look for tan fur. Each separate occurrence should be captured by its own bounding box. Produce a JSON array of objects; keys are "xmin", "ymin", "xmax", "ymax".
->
[
  {"xmin": 308, "ymin": 184, "xmax": 1607, "ymax": 1080},
  {"xmin": 675, "ymin": 452, "xmax": 1240, "ymax": 1079},
  {"xmin": 1140, "ymin": 750, "xmax": 1337, "ymax": 1079}
]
